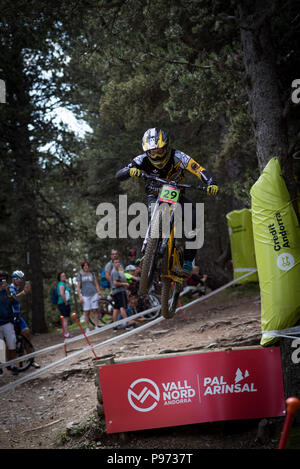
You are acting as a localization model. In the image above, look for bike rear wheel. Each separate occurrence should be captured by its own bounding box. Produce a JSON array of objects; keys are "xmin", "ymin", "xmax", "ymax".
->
[{"xmin": 16, "ymin": 334, "xmax": 34, "ymax": 372}]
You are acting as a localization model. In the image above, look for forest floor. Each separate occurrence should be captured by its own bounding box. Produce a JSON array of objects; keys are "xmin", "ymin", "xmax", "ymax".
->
[{"xmin": 0, "ymin": 283, "xmax": 293, "ymax": 452}]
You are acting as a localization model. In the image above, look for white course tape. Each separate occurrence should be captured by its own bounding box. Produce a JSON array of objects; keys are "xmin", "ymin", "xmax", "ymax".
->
[
  {"xmin": 0, "ymin": 269, "xmax": 256, "ymax": 393},
  {"xmin": 0, "ymin": 316, "xmax": 164, "ymax": 394},
  {"xmin": 178, "ymin": 269, "xmax": 257, "ymax": 309},
  {"xmin": 233, "ymin": 268, "xmax": 257, "ymax": 272},
  {"xmin": 0, "ymin": 304, "xmax": 162, "ymax": 369},
  {"xmin": 262, "ymin": 325, "xmax": 300, "ymax": 341}
]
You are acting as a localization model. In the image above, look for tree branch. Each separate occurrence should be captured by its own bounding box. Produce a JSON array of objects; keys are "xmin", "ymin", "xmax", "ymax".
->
[
  {"xmin": 219, "ymin": 3, "xmax": 277, "ymax": 33},
  {"xmin": 38, "ymin": 191, "xmax": 71, "ymax": 230}
]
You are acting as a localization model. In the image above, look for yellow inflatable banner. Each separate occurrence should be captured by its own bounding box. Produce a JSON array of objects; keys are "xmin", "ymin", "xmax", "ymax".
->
[
  {"xmin": 226, "ymin": 209, "xmax": 258, "ymax": 284},
  {"xmin": 250, "ymin": 157, "xmax": 300, "ymax": 346}
]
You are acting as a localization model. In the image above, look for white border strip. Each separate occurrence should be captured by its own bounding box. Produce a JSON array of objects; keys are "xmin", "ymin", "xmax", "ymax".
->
[{"xmin": 0, "ymin": 270, "xmax": 256, "ymax": 393}]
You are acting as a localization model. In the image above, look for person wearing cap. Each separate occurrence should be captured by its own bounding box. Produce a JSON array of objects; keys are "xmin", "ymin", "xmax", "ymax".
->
[
  {"xmin": 124, "ymin": 264, "xmax": 139, "ymax": 280},
  {"xmin": 124, "ymin": 265, "xmax": 140, "ymax": 296},
  {"xmin": 0, "ymin": 270, "xmax": 19, "ymax": 376}
]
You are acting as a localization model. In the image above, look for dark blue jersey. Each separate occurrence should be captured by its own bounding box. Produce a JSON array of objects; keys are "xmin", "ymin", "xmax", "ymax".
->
[{"xmin": 0, "ymin": 290, "xmax": 15, "ymax": 325}]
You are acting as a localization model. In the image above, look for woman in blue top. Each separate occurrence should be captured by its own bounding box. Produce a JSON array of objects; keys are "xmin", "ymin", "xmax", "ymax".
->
[{"xmin": 57, "ymin": 272, "xmax": 72, "ymax": 338}]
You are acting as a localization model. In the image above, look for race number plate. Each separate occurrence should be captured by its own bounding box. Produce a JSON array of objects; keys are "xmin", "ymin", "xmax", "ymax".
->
[{"xmin": 159, "ymin": 185, "xmax": 180, "ymax": 204}]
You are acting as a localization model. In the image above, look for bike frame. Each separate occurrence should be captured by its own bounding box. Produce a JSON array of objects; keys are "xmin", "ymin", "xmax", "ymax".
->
[{"xmin": 139, "ymin": 173, "xmax": 206, "ymax": 317}]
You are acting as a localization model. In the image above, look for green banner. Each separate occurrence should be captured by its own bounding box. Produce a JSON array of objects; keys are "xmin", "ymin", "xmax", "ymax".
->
[
  {"xmin": 226, "ymin": 208, "xmax": 258, "ymax": 284},
  {"xmin": 250, "ymin": 157, "xmax": 300, "ymax": 346}
]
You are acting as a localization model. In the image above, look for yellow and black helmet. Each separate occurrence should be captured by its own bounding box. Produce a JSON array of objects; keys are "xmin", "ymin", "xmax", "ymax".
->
[{"xmin": 142, "ymin": 128, "xmax": 171, "ymax": 169}]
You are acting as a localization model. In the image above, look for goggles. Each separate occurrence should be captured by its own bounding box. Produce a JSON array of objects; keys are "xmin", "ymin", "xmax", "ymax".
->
[{"xmin": 147, "ymin": 147, "xmax": 167, "ymax": 160}]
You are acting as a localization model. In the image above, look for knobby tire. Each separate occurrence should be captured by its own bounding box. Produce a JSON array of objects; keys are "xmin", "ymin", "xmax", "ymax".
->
[
  {"xmin": 161, "ymin": 250, "xmax": 174, "ymax": 319},
  {"xmin": 139, "ymin": 211, "xmax": 161, "ymax": 296}
]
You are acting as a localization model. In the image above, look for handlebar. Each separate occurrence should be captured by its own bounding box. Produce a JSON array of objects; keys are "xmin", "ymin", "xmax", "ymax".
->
[{"xmin": 141, "ymin": 172, "xmax": 206, "ymax": 191}]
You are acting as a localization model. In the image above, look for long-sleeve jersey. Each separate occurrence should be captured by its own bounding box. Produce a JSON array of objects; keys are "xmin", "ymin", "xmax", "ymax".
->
[{"xmin": 115, "ymin": 149, "xmax": 217, "ymax": 196}]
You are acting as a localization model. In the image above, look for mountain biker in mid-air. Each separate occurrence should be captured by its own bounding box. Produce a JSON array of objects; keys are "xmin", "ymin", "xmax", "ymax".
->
[{"xmin": 115, "ymin": 128, "xmax": 219, "ymax": 276}]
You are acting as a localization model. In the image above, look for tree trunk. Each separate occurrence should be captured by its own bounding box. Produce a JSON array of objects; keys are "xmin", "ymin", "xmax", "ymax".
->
[
  {"xmin": 238, "ymin": 2, "xmax": 289, "ymax": 172},
  {"xmin": 26, "ymin": 192, "xmax": 47, "ymax": 333},
  {"xmin": 12, "ymin": 139, "xmax": 47, "ymax": 333},
  {"xmin": 7, "ymin": 49, "xmax": 47, "ymax": 333},
  {"xmin": 238, "ymin": 1, "xmax": 300, "ymax": 405}
]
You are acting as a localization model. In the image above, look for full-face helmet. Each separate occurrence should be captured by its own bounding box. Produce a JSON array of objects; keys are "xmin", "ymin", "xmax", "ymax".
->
[{"xmin": 142, "ymin": 128, "xmax": 171, "ymax": 169}]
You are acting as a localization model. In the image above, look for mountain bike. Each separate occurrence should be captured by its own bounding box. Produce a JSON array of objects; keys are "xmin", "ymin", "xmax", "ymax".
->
[
  {"xmin": 89, "ymin": 296, "xmax": 114, "ymax": 326},
  {"xmin": 14, "ymin": 316, "xmax": 35, "ymax": 372},
  {"xmin": 89, "ymin": 297, "xmax": 115, "ymax": 327},
  {"xmin": 139, "ymin": 173, "xmax": 205, "ymax": 319}
]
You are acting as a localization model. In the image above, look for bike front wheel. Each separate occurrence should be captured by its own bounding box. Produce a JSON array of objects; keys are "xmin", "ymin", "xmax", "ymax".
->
[
  {"xmin": 139, "ymin": 211, "xmax": 161, "ymax": 295},
  {"xmin": 160, "ymin": 250, "xmax": 174, "ymax": 319}
]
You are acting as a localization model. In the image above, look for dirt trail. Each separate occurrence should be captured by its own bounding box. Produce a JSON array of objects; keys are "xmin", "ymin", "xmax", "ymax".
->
[{"xmin": 0, "ymin": 285, "xmax": 283, "ymax": 449}]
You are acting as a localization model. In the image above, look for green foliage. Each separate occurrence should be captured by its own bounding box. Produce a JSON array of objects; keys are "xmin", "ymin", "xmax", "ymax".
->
[
  {"xmin": 1, "ymin": 0, "xmax": 299, "ymax": 329},
  {"xmin": 100, "ymin": 74, "xmax": 168, "ymax": 129}
]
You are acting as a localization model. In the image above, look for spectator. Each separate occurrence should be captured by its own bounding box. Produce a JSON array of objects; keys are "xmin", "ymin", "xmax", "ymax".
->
[
  {"xmin": 57, "ymin": 272, "xmax": 73, "ymax": 338},
  {"xmin": 110, "ymin": 259, "xmax": 136, "ymax": 331},
  {"xmin": 127, "ymin": 249, "xmax": 137, "ymax": 266},
  {"xmin": 124, "ymin": 265, "xmax": 140, "ymax": 296},
  {"xmin": 118, "ymin": 295, "xmax": 137, "ymax": 322},
  {"xmin": 127, "ymin": 294, "xmax": 139, "ymax": 317},
  {"xmin": 77, "ymin": 261, "xmax": 101, "ymax": 333},
  {"xmin": 10, "ymin": 270, "xmax": 40, "ymax": 368},
  {"xmin": 0, "ymin": 270, "xmax": 18, "ymax": 376},
  {"xmin": 186, "ymin": 266, "xmax": 207, "ymax": 297},
  {"xmin": 105, "ymin": 249, "xmax": 124, "ymax": 286}
]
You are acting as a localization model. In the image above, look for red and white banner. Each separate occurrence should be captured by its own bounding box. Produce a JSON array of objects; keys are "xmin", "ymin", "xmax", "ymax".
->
[{"xmin": 99, "ymin": 347, "xmax": 285, "ymax": 434}]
